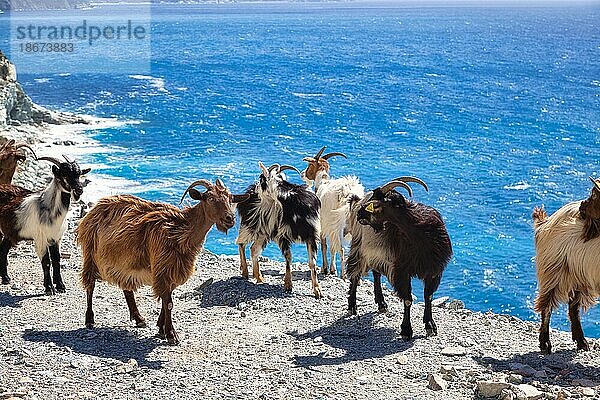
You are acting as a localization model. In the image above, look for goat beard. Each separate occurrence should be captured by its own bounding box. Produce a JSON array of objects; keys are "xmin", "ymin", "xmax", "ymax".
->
[
  {"xmin": 582, "ymin": 217, "xmax": 600, "ymax": 242},
  {"xmin": 216, "ymin": 224, "xmax": 229, "ymax": 234}
]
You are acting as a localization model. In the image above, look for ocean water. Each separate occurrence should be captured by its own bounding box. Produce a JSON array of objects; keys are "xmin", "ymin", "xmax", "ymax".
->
[{"xmin": 2, "ymin": 3, "xmax": 600, "ymax": 336}]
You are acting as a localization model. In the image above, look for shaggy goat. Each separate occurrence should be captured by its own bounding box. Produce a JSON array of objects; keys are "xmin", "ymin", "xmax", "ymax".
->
[
  {"xmin": 347, "ymin": 177, "xmax": 452, "ymax": 340},
  {"xmin": 0, "ymin": 139, "xmax": 37, "ymax": 184},
  {"xmin": 302, "ymin": 146, "xmax": 363, "ymax": 278},
  {"xmin": 77, "ymin": 179, "xmax": 248, "ymax": 345},
  {"xmin": 533, "ymin": 177, "xmax": 600, "ymax": 353},
  {"xmin": 236, "ymin": 162, "xmax": 322, "ymax": 298},
  {"xmin": 0, "ymin": 155, "xmax": 90, "ymax": 293}
]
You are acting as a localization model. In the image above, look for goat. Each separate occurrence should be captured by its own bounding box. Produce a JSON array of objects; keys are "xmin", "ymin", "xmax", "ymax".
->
[
  {"xmin": 0, "ymin": 139, "xmax": 37, "ymax": 184},
  {"xmin": 0, "ymin": 155, "xmax": 90, "ymax": 294},
  {"xmin": 236, "ymin": 162, "xmax": 322, "ymax": 298},
  {"xmin": 77, "ymin": 179, "xmax": 249, "ymax": 345},
  {"xmin": 532, "ymin": 177, "xmax": 600, "ymax": 353},
  {"xmin": 302, "ymin": 146, "xmax": 363, "ymax": 278},
  {"xmin": 346, "ymin": 177, "xmax": 452, "ymax": 340}
]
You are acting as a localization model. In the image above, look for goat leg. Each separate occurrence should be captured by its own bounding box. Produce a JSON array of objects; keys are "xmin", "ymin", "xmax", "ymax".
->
[
  {"xmin": 0, "ymin": 238, "xmax": 11, "ymax": 285},
  {"xmin": 340, "ymin": 247, "xmax": 346, "ymax": 281},
  {"xmin": 238, "ymin": 243, "xmax": 249, "ymax": 279},
  {"xmin": 124, "ymin": 290, "xmax": 146, "ymax": 328},
  {"xmin": 41, "ymin": 250, "xmax": 55, "ymax": 295},
  {"xmin": 160, "ymin": 292, "xmax": 179, "ymax": 345},
  {"xmin": 568, "ymin": 293, "xmax": 589, "ymax": 351},
  {"xmin": 157, "ymin": 305, "xmax": 166, "ymax": 339},
  {"xmin": 49, "ymin": 243, "xmax": 65, "ymax": 293},
  {"xmin": 279, "ymin": 240, "xmax": 293, "ymax": 292},
  {"xmin": 85, "ymin": 281, "xmax": 95, "ymax": 328},
  {"xmin": 373, "ymin": 271, "xmax": 388, "ymax": 313},
  {"xmin": 307, "ymin": 240, "xmax": 322, "ymax": 298},
  {"xmin": 329, "ymin": 248, "xmax": 337, "ymax": 276},
  {"xmin": 539, "ymin": 308, "xmax": 552, "ymax": 354},
  {"xmin": 320, "ymin": 235, "xmax": 329, "ymax": 275},
  {"xmin": 395, "ymin": 271, "xmax": 413, "ymax": 340},
  {"xmin": 348, "ymin": 276, "xmax": 359, "ymax": 316},
  {"xmin": 423, "ymin": 275, "xmax": 441, "ymax": 336},
  {"xmin": 250, "ymin": 240, "xmax": 266, "ymax": 283}
]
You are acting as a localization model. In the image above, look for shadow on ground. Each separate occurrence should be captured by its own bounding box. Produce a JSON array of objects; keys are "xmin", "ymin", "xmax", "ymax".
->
[
  {"xmin": 473, "ymin": 350, "xmax": 600, "ymax": 387},
  {"xmin": 199, "ymin": 276, "xmax": 290, "ymax": 308},
  {"xmin": 289, "ymin": 312, "xmax": 415, "ymax": 368},
  {"xmin": 23, "ymin": 328, "xmax": 163, "ymax": 369},
  {"xmin": 0, "ymin": 291, "xmax": 46, "ymax": 308}
]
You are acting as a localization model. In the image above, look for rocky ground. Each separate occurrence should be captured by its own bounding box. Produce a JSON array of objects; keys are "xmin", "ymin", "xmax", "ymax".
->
[{"xmin": 0, "ymin": 214, "xmax": 599, "ymax": 400}]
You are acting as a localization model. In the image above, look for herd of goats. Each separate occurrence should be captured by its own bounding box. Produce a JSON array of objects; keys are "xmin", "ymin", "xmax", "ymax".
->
[{"xmin": 0, "ymin": 139, "xmax": 599, "ymax": 354}]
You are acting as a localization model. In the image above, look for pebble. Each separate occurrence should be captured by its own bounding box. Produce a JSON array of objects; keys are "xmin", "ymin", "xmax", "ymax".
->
[
  {"xmin": 441, "ymin": 346, "xmax": 467, "ymax": 357},
  {"xmin": 427, "ymin": 374, "xmax": 447, "ymax": 391},
  {"xmin": 396, "ymin": 355, "xmax": 409, "ymax": 365},
  {"xmin": 477, "ymin": 381, "xmax": 511, "ymax": 398},
  {"xmin": 580, "ymin": 387, "xmax": 596, "ymax": 397},
  {"xmin": 513, "ymin": 384, "xmax": 544, "ymax": 400}
]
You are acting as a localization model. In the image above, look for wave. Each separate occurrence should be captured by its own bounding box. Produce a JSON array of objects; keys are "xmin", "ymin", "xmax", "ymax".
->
[
  {"xmin": 291, "ymin": 92, "xmax": 325, "ymax": 98},
  {"xmin": 128, "ymin": 75, "xmax": 169, "ymax": 93},
  {"xmin": 503, "ymin": 182, "xmax": 531, "ymax": 191}
]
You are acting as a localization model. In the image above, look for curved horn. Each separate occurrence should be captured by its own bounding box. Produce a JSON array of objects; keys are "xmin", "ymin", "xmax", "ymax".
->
[
  {"xmin": 179, "ymin": 179, "xmax": 213, "ymax": 204},
  {"xmin": 268, "ymin": 164, "xmax": 280, "ymax": 173},
  {"xmin": 394, "ymin": 176, "xmax": 429, "ymax": 192},
  {"xmin": 322, "ymin": 152, "xmax": 348, "ymax": 160},
  {"xmin": 302, "ymin": 157, "xmax": 316, "ymax": 163},
  {"xmin": 15, "ymin": 143, "xmax": 37, "ymax": 159},
  {"xmin": 0, "ymin": 139, "xmax": 15, "ymax": 152},
  {"xmin": 589, "ymin": 176, "xmax": 600, "ymax": 192},
  {"xmin": 379, "ymin": 180, "xmax": 413, "ymax": 197},
  {"xmin": 215, "ymin": 178, "xmax": 225, "ymax": 189},
  {"xmin": 63, "ymin": 154, "xmax": 73, "ymax": 163},
  {"xmin": 37, "ymin": 156, "xmax": 63, "ymax": 167},
  {"xmin": 314, "ymin": 146, "xmax": 326, "ymax": 160},
  {"xmin": 278, "ymin": 165, "xmax": 301, "ymax": 176}
]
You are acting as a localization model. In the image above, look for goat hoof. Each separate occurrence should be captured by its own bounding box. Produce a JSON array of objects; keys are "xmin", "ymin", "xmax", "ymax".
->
[
  {"xmin": 348, "ymin": 306, "xmax": 358, "ymax": 316},
  {"xmin": 85, "ymin": 322, "xmax": 95, "ymax": 329},
  {"xmin": 45, "ymin": 287, "xmax": 56, "ymax": 295},
  {"xmin": 320, "ymin": 267, "xmax": 328, "ymax": 275},
  {"xmin": 539, "ymin": 342, "xmax": 552, "ymax": 354},
  {"xmin": 425, "ymin": 321, "xmax": 438, "ymax": 336},
  {"xmin": 377, "ymin": 303, "xmax": 388, "ymax": 314},
  {"xmin": 577, "ymin": 340, "xmax": 590, "ymax": 351},
  {"xmin": 255, "ymin": 275, "xmax": 265, "ymax": 284},
  {"xmin": 55, "ymin": 284, "xmax": 66, "ymax": 293},
  {"xmin": 283, "ymin": 285, "xmax": 293, "ymax": 293},
  {"xmin": 313, "ymin": 287, "xmax": 322, "ymax": 299},
  {"xmin": 135, "ymin": 320, "xmax": 147, "ymax": 328},
  {"xmin": 1, "ymin": 276, "xmax": 10, "ymax": 285},
  {"xmin": 400, "ymin": 327, "xmax": 413, "ymax": 341},
  {"xmin": 167, "ymin": 331, "xmax": 179, "ymax": 346}
]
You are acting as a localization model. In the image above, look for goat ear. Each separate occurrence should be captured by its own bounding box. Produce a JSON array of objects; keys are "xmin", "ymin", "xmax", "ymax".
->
[
  {"xmin": 188, "ymin": 188, "xmax": 205, "ymax": 201},
  {"xmin": 81, "ymin": 168, "xmax": 91, "ymax": 176}
]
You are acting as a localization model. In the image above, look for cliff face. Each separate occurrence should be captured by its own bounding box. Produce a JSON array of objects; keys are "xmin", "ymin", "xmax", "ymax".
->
[
  {"xmin": 0, "ymin": 51, "xmax": 87, "ymax": 127},
  {"xmin": 0, "ymin": 0, "xmax": 90, "ymax": 11}
]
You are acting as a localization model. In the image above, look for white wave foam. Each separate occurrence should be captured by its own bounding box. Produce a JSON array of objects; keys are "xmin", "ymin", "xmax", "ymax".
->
[
  {"xmin": 292, "ymin": 92, "xmax": 325, "ymax": 98},
  {"xmin": 504, "ymin": 182, "xmax": 531, "ymax": 190},
  {"xmin": 129, "ymin": 75, "xmax": 168, "ymax": 93},
  {"xmin": 34, "ymin": 78, "xmax": 51, "ymax": 83}
]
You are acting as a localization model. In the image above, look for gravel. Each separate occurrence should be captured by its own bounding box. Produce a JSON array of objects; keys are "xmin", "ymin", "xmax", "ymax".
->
[{"xmin": 0, "ymin": 215, "xmax": 599, "ymax": 400}]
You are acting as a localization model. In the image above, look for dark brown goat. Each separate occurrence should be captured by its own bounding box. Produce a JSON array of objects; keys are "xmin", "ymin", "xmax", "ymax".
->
[
  {"xmin": 347, "ymin": 178, "xmax": 452, "ymax": 340},
  {"xmin": 0, "ymin": 139, "xmax": 37, "ymax": 184}
]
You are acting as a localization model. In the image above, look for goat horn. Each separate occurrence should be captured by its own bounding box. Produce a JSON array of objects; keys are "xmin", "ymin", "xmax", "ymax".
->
[
  {"xmin": 37, "ymin": 156, "xmax": 63, "ymax": 167},
  {"xmin": 314, "ymin": 146, "xmax": 326, "ymax": 160},
  {"xmin": 278, "ymin": 165, "xmax": 301, "ymax": 176},
  {"xmin": 15, "ymin": 143, "xmax": 37, "ymax": 159},
  {"xmin": 379, "ymin": 180, "xmax": 413, "ymax": 197},
  {"xmin": 322, "ymin": 152, "xmax": 348, "ymax": 160},
  {"xmin": 179, "ymin": 179, "xmax": 213, "ymax": 204},
  {"xmin": 589, "ymin": 176, "xmax": 600, "ymax": 192},
  {"xmin": 63, "ymin": 154, "xmax": 73, "ymax": 163},
  {"xmin": 303, "ymin": 157, "xmax": 315, "ymax": 163},
  {"xmin": 394, "ymin": 176, "xmax": 429, "ymax": 192},
  {"xmin": 268, "ymin": 164, "xmax": 280, "ymax": 173},
  {"xmin": 215, "ymin": 178, "xmax": 226, "ymax": 189}
]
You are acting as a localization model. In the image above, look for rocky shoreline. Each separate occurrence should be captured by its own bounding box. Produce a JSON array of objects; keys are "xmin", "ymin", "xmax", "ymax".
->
[
  {"xmin": 1, "ymin": 51, "xmax": 599, "ymax": 400},
  {"xmin": 0, "ymin": 219, "xmax": 599, "ymax": 400}
]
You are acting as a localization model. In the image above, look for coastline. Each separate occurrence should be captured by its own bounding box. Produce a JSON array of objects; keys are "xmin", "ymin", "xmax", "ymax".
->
[{"xmin": 1, "ymin": 124, "xmax": 599, "ymax": 399}]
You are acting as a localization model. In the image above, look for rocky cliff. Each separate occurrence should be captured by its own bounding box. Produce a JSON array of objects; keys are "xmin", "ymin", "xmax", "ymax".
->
[
  {"xmin": 0, "ymin": 50, "xmax": 88, "ymax": 128},
  {"xmin": 0, "ymin": 0, "xmax": 90, "ymax": 11}
]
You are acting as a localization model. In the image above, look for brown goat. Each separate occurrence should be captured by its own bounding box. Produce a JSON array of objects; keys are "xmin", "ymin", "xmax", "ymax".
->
[
  {"xmin": 0, "ymin": 139, "xmax": 37, "ymax": 184},
  {"xmin": 533, "ymin": 177, "xmax": 600, "ymax": 353},
  {"xmin": 77, "ymin": 179, "xmax": 249, "ymax": 345}
]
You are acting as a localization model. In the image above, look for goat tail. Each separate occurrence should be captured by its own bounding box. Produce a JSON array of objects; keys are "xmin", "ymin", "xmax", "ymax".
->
[{"xmin": 532, "ymin": 205, "xmax": 548, "ymax": 229}]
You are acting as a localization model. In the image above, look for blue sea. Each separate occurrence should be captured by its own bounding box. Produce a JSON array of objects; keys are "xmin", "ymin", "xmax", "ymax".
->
[{"xmin": 2, "ymin": 3, "xmax": 600, "ymax": 336}]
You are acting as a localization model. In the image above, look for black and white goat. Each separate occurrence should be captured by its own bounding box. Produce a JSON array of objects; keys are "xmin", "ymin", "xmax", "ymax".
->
[
  {"xmin": 236, "ymin": 162, "xmax": 323, "ymax": 298},
  {"xmin": 346, "ymin": 177, "xmax": 452, "ymax": 340},
  {"xmin": 0, "ymin": 156, "xmax": 90, "ymax": 294}
]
